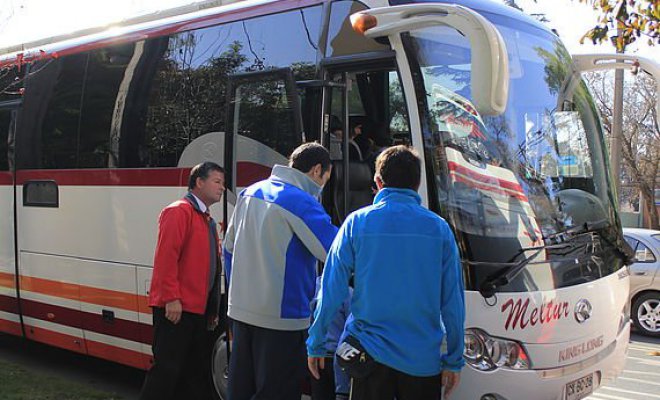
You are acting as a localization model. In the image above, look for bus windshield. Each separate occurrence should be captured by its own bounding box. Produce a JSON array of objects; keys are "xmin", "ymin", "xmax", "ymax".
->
[{"xmin": 403, "ymin": 17, "xmax": 624, "ymax": 293}]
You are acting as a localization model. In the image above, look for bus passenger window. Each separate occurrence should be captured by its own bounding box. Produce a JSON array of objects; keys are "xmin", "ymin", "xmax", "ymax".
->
[
  {"xmin": 37, "ymin": 54, "xmax": 88, "ymax": 169},
  {"xmin": 232, "ymin": 77, "xmax": 302, "ymax": 159}
]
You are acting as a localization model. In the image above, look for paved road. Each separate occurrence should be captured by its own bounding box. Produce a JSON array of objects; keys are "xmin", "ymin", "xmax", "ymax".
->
[
  {"xmin": 0, "ymin": 331, "xmax": 658, "ymax": 400},
  {"xmin": 586, "ymin": 333, "xmax": 660, "ymax": 400}
]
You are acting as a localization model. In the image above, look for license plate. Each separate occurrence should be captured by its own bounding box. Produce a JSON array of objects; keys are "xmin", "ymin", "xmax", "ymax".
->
[{"xmin": 565, "ymin": 374, "xmax": 594, "ymax": 400}]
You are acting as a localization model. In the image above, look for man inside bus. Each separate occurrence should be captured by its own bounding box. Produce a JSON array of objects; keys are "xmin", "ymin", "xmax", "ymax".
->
[
  {"xmin": 307, "ymin": 145, "xmax": 466, "ymax": 400},
  {"xmin": 140, "ymin": 162, "xmax": 225, "ymax": 400},
  {"xmin": 224, "ymin": 142, "xmax": 338, "ymax": 400}
]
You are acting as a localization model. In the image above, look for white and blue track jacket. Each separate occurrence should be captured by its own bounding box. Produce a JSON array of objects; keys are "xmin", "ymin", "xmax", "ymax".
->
[{"xmin": 224, "ymin": 165, "xmax": 338, "ymax": 331}]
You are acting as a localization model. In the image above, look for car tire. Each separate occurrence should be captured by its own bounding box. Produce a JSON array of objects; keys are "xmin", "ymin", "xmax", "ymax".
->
[
  {"xmin": 211, "ymin": 332, "xmax": 229, "ymax": 400},
  {"xmin": 632, "ymin": 292, "xmax": 660, "ymax": 337}
]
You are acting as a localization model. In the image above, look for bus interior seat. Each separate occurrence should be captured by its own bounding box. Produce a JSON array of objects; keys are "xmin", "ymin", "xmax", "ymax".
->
[{"xmin": 332, "ymin": 161, "xmax": 374, "ymax": 220}]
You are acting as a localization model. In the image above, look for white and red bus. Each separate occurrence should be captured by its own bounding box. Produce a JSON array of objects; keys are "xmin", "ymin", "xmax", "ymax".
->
[{"xmin": 1, "ymin": 1, "xmax": 657, "ymax": 399}]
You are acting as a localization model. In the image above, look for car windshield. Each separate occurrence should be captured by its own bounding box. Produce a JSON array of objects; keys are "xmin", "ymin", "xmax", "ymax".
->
[{"xmin": 403, "ymin": 13, "xmax": 624, "ymax": 292}]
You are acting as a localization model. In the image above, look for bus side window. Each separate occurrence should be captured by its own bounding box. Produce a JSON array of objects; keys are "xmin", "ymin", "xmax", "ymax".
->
[{"xmin": 24, "ymin": 54, "xmax": 87, "ymax": 169}]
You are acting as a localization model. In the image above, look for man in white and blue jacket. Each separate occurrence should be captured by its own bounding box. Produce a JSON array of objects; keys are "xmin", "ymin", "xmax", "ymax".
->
[
  {"xmin": 224, "ymin": 143, "xmax": 338, "ymax": 400},
  {"xmin": 307, "ymin": 145, "xmax": 465, "ymax": 400}
]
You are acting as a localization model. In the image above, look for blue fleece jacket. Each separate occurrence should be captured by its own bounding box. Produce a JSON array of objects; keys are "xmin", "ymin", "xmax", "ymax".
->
[{"xmin": 307, "ymin": 188, "xmax": 465, "ymax": 376}]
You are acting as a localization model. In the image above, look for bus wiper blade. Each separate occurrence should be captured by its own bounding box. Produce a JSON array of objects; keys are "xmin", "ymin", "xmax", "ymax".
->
[
  {"xmin": 544, "ymin": 219, "xmax": 610, "ymax": 245},
  {"xmin": 474, "ymin": 239, "xmax": 590, "ymax": 299},
  {"xmin": 476, "ymin": 248, "xmax": 544, "ymax": 299},
  {"xmin": 547, "ymin": 219, "xmax": 634, "ymax": 264}
]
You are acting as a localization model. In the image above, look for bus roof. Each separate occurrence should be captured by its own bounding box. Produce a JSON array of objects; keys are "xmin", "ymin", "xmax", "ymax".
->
[
  {"xmin": 1, "ymin": 0, "xmax": 553, "ymax": 68},
  {"xmin": 0, "ymin": 0, "xmax": 322, "ymax": 68}
]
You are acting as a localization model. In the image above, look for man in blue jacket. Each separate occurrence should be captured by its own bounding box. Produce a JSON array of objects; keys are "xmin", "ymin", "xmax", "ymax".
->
[
  {"xmin": 307, "ymin": 145, "xmax": 465, "ymax": 399},
  {"xmin": 224, "ymin": 143, "xmax": 338, "ymax": 400}
]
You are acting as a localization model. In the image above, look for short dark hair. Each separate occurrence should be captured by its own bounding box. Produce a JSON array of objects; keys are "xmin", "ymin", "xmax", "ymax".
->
[
  {"xmin": 375, "ymin": 146, "xmax": 421, "ymax": 190},
  {"xmin": 289, "ymin": 142, "xmax": 331, "ymax": 174},
  {"xmin": 188, "ymin": 161, "xmax": 225, "ymax": 190}
]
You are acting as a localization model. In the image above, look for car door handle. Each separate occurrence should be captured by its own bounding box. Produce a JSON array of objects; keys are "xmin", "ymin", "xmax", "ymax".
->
[{"xmin": 633, "ymin": 271, "xmax": 648, "ymax": 276}]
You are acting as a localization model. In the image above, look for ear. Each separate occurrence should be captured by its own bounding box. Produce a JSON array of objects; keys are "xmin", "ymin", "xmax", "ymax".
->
[
  {"xmin": 312, "ymin": 163, "xmax": 323, "ymax": 177},
  {"xmin": 374, "ymin": 175, "xmax": 384, "ymax": 190}
]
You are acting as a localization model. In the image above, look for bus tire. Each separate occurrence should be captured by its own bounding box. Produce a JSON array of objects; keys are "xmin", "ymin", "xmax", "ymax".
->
[
  {"xmin": 211, "ymin": 332, "xmax": 229, "ymax": 400},
  {"xmin": 632, "ymin": 291, "xmax": 660, "ymax": 337}
]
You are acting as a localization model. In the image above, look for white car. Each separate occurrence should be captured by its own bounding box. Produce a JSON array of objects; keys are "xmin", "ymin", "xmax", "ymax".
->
[{"xmin": 623, "ymin": 228, "xmax": 660, "ymax": 337}]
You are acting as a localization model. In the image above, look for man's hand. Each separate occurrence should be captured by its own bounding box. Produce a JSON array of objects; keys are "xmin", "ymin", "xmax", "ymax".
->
[
  {"xmin": 165, "ymin": 300, "xmax": 182, "ymax": 324},
  {"xmin": 441, "ymin": 370, "xmax": 461, "ymax": 399},
  {"xmin": 207, "ymin": 314, "xmax": 219, "ymax": 331},
  {"xmin": 307, "ymin": 356, "xmax": 326, "ymax": 380}
]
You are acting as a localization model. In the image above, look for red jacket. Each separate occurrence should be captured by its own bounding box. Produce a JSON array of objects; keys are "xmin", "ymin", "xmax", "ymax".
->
[{"xmin": 148, "ymin": 195, "xmax": 220, "ymax": 315}]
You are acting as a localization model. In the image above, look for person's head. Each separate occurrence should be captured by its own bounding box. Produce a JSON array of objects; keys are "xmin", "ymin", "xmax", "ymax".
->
[
  {"xmin": 330, "ymin": 116, "xmax": 343, "ymax": 140},
  {"xmin": 349, "ymin": 121, "xmax": 362, "ymax": 139},
  {"xmin": 188, "ymin": 162, "xmax": 225, "ymax": 207},
  {"xmin": 374, "ymin": 145, "xmax": 421, "ymax": 191},
  {"xmin": 289, "ymin": 142, "xmax": 332, "ymax": 187}
]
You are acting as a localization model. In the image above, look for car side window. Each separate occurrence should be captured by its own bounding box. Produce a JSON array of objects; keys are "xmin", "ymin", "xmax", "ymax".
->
[
  {"xmin": 634, "ymin": 241, "xmax": 657, "ymax": 263},
  {"xmin": 624, "ymin": 236, "xmax": 639, "ymax": 250}
]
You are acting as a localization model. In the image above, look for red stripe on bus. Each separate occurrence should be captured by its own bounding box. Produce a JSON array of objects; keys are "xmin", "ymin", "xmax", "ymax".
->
[
  {"xmin": 22, "ymin": 323, "xmax": 152, "ymax": 369},
  {"xmin": 20, "ymin": 297, "xmax": 152, "ymax": 344},
  {"xmin": 0, "ymin": 294, "xmax": 19, "ymax": 314},
  {"xmin": 1, "ymin": 0, "xmax": 323, "ymax": 68},
  {"xmin": 447, "ymin": 161, "xmax": 525, "ymax": 194},
  {"xmin": 0, "ymin": 172, "xmax": 12, "ymax": 185},
  {"xmin": 22, "ymin": 272, "xmax": 151, "ymax": 315},
  {"xmin": 15, "ymin": 168, "xmax": 191, "ymax": 187},
  {"xmin": 24, "ymin": 324, "xmax": 87, "ymax": 354},
  {"xmin": 237, "ymin": 162, "xmax": 272, "ymax": 187},
  {"xmin": 86, "ymin": 339, "xmax": 152, "ymax": 370},
  {"xmin": 0, "ymin": 271, "xmax": 15, "ymax": 289},
  {"xmin": 14, "ymin": 162, "xmax": 270, "ymax": 187},
  {"xmin": 0, "ymin": 317, "xmax": 22, "ymax": 336}
]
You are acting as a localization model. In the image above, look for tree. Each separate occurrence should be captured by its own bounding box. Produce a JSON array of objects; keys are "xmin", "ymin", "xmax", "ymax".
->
[
  {"xmin": 535, "ymin": 0, "xmax": 660, "ymax": 50},
  {"xmin": 578, "ymin": 0, "xmax": 659, "ymax": 50},
  {"xmin": 584, "ymin": 71, "xmax": 659, "ymax": 229}
]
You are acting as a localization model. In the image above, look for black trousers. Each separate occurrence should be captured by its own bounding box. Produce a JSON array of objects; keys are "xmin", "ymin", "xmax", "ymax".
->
[
  {"xmin": 228, "ymin": 319, "xmax": 306, "ymax": 400},
  {"xmin": 310, "ymin": 357, "xmax": 336, "ymax": 400},
  {"xmin": 139, "ymin": 308, "xmax": 214, "ymax": 400},
  {"xmin": 349, "ymin": 363, "xmax": 441, "ymax": 400}
]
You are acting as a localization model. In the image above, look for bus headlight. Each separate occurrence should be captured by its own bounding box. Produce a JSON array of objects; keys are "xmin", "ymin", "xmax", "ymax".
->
[{"xmin": 464, "ymin": 329, "xmax": 531, "ymax": 371}]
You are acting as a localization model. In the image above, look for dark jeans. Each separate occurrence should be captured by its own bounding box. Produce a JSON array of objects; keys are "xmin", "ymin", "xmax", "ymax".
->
[
  {"xmin": 349, "ymin": 363, "xmax": 441, "ymax": 400},
  {"xmin": 139, "ymin": 308, "xmax": 213, "ymax": 400},
  {"xmin": 310, "ymin": 357, "xmax": 336, "ymax": 400},
  {"xmin": 228, "ymin": 319, "xmax": 306, "ymax": 400}
]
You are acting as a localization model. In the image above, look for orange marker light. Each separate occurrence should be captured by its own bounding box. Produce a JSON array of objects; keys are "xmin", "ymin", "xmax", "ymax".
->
[{"xmin": 350, "ymin": 13, "xmax": 377, "ymax": 35}]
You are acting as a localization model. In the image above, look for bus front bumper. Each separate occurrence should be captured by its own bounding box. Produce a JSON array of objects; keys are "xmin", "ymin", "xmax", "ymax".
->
[{"xmin": 451, "ymin": 322, "xmax": 630, "ymax": 400}]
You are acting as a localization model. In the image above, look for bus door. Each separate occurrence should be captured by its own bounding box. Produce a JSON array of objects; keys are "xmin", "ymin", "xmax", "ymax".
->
[
  {"xmin": 225, "ymin": 68, "xmax": 304, "ymax": 197},
  {"xmin": 0, "ymin": 103, "xmax": 20, "ymax": 337},
  {"xmin": 320, "ymin": 63, "xmax": 412, "ymax": 223}
]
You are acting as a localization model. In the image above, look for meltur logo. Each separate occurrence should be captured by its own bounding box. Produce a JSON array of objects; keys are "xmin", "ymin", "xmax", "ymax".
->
[{"xmin": 574, "ymin": 299, "xmax": 593, "ymax": 323}]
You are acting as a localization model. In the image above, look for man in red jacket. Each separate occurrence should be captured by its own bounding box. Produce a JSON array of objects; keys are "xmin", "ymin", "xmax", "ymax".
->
[{"xmin": 140, "ymin": 161, "xmax": 225, "ymax": 400}]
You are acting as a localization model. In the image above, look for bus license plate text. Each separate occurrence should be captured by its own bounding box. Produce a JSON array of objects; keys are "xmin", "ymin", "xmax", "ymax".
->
[{"xmin": 565, "ymin": 374, "xmax": 593, "ymax": 400}]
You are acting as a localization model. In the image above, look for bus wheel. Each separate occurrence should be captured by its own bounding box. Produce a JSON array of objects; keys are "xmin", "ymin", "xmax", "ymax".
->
[
  {"xmin": 632, "ymin": 292, "xmax": 660, "ymax": 337},
  {"xmin": 211, "ymin": 333, "xmax": 229, "ymax": 400}
]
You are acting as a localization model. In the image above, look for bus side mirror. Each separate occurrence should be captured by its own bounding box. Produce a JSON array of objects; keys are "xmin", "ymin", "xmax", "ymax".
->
[
  {"xmin": 568, "ymin": 54, "xmax": 660, "ymax": 119},
  {"xmin": 351, "ymin": 4, "xmax": 509, "ymax": 116}
]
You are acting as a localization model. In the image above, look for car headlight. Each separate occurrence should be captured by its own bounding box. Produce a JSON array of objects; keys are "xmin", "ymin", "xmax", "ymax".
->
[{"xmin": 464, "ymin": 328, "xmax": 531, "ymax": 371}]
